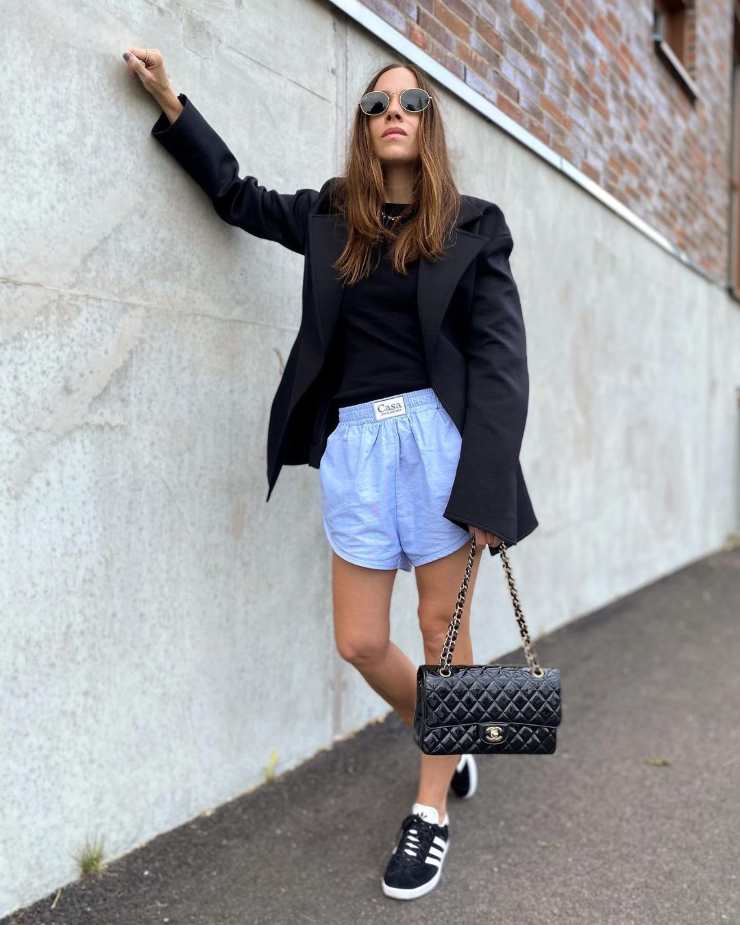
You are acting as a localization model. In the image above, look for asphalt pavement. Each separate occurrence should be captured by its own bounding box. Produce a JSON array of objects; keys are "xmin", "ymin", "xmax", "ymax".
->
[{"xmin": 5, "ymin": 543, "xmax": 740, "ymax": 925}]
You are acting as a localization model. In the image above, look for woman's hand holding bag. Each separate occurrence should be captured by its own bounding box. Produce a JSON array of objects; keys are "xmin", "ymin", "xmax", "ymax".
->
[{"xmin": 412, "ymin": 534, "xmax": 562, "ymax": 756}]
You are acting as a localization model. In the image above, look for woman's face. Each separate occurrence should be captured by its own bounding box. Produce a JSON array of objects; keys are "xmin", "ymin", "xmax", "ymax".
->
[{"xmin": 366, "ymin": 67, "xmax": 422, "ymax": 166}]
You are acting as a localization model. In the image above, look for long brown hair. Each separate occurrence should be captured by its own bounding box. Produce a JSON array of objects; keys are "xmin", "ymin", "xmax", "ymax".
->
[{"xmin": 329, "ymin": 61, "xmax": 461, "ymax": 286}]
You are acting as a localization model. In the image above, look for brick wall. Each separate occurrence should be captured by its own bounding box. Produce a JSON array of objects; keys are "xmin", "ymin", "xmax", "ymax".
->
[{"xmin": 358, "ymin": 0, "xmax": 734, "ymax": 280}]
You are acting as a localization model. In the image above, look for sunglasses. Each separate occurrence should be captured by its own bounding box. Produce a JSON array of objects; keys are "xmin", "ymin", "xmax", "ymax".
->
[{"xmin": 359, "ymin": 88, "xmax": 432, "ymax": 116}]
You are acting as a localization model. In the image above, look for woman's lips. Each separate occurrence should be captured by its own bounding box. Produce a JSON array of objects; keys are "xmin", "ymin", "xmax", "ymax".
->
[{"xmin": 383, "ymin": 130, "xmax": 406, "ymax": 138}]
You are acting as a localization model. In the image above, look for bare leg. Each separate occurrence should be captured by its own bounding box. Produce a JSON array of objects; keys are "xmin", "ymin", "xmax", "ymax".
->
[
  {"xmin": 414, "ymin": 539, "xmax": 482, "ymax": 821},
  {"xmin": 329, "ymin": 540, "xmax": 482, "ymax": 823},
  {"xmin": 330, "ymin": 552, "xmax": 417, "ymax": 722}
]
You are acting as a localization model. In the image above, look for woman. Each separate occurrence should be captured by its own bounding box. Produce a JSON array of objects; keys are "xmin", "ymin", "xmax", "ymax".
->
[{"xmin": 122, "ymin": 48, "xmax": 538, "ymax": 901}]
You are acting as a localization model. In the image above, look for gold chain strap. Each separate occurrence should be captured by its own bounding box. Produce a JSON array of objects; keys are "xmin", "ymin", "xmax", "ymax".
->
[{"xmin": 438, "ymin": 535, "xmax": 545, "ymax": 678}]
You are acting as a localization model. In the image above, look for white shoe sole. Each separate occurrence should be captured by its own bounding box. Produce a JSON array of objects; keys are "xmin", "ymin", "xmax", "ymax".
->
[
  {"xmin": 381, "ymin": 839, "xmax": 449, "ymax": 900},
  {"xmin": 459, "ymin": 753, "xmax": 478, "ymax": 799}
]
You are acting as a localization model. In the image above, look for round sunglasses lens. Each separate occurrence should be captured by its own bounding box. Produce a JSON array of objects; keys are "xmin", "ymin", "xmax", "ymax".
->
[
  {"xmin": 401, "ymin": 89, "xmax": 430, "ymax": 112},
  {"xmin": 360, "ymin": 92, "xmax": 388, "ymax": 115}
]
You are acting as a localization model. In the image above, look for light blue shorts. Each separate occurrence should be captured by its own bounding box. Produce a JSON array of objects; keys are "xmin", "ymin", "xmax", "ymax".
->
[{"xmin": 318, "ymin": 387, "xmax": 472, "ymax": 571}]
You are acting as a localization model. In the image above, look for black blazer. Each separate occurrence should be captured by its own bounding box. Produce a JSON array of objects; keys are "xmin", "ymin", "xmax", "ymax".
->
[{"xmin": 151, "ymin": 93, "xmax": 538, "ymax": 557}]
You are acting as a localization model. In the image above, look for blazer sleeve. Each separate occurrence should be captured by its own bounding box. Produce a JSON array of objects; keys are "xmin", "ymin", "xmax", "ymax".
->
[
  {"xmin": 443, "ymin": 205, "xmax": 530, "ymax": 552},
  {"xmin": 150, "ymin": 93, "xmax": 321, "ymax": 255}
]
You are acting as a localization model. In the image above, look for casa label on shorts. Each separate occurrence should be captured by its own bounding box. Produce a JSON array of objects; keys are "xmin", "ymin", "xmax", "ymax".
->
[{"xmin": 373, "ymin": 395, "xmax": 407, "ymax": 421}]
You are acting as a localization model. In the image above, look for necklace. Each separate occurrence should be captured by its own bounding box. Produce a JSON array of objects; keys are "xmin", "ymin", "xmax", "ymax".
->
[{"xmin": 381, "ymin": 204, "xmax": 414, "ymax": 225}]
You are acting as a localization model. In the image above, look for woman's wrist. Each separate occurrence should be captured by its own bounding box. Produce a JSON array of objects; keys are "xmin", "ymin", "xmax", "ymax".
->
[{"xmin": 155, "ymin": 87, "xmax": 183, "ymax": 125}]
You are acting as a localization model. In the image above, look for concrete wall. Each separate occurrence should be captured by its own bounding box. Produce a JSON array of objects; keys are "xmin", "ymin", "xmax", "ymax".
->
[{"xmin": 2, "ymin": 0, "xmax": 738, "ymax": 916}]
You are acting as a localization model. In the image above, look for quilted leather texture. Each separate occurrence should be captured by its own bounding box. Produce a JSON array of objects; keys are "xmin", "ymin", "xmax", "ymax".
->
[{"xmin": 412, "ymin": 664, "xmax": 562, "ymax": 756}]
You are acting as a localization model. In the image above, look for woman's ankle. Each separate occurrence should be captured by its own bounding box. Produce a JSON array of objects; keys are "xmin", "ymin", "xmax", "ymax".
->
[
  {"xmin": 396, "ymin": 707, "xmax": 414, "ymax": 727},
  {"xmin": 412, "ymin": 798, "xmax": 447, "ymax": 822}
]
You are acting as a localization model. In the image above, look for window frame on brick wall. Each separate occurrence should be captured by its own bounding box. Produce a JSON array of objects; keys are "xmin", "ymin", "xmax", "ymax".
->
[
  {"xmin": 727, "ymin": 4, "xmax": 740, "ymax": 298},
  {"xmin": 653, "ymin": 0, "xmax": 699, "ymax": 100}
]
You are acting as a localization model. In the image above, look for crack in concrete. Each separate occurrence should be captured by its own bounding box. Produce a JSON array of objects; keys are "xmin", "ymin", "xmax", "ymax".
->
[
  {"xmin": 218, "ymin": 43, "xmax": 333, "ymax": 105},
  {"xmin": 4, "ymin": 309, "xmax": 146, "ymax": 498},
  {"xmin": 0, "ymin": 278, "xmax": 299, "ymax": 333}
]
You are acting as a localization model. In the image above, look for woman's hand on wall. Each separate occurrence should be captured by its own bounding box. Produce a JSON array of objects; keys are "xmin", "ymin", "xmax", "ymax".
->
[{"xmin": 122, "ymin": 47, "xmax": 177, "ymax": 110}]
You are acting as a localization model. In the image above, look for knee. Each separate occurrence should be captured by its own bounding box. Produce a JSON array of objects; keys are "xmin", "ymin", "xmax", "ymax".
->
[
  {"xmin": 420, "ymin": 626, "xmax": 448, "ymax": 663},
  {"xmin": 418, "ymin": 603, "xmax": 466, "ymax": 660},
  {"xmin": 335, "ymin": 632, "xmax": 389, "ymax": 666}
]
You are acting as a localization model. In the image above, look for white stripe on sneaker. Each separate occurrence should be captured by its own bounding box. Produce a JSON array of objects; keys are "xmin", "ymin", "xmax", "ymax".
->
[{"xmin": 425, "ymin": 841, "xmax": 448, "ymax": 866}]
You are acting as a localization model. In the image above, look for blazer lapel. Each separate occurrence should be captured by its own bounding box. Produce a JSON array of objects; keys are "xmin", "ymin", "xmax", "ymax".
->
[
  {"xmin": 416, "ymin": 218, "xmax": 488, "ymax": 369},
  {"xmin": 307, "ymin": 196, "xmax": 488, "ymax": 364}
]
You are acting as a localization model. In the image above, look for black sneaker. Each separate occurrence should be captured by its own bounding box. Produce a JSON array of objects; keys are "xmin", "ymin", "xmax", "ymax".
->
[
  {"xmin": 381, "ymin": 802, "xmax": 450, "ymax": 900},
  {"xmin": 449, "ymin": 753, "xmax": 478, "ymax": 800}
]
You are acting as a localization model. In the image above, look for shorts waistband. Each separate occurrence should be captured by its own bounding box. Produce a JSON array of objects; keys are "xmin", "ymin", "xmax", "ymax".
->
[{"xmin": 337, "ymin": 387, "xmax": 440, "ymax": 424}]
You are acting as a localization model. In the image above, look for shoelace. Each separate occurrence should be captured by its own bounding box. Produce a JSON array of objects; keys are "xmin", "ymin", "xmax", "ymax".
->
[{"xmin": 396, "ymin": 814, "xmax": 438, "ymax": 863}]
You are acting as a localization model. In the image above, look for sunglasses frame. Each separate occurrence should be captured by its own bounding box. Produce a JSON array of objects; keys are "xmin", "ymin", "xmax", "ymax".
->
[{"xmin": 358, "ymin": 87, "xmax": 433, "ymax": 116}]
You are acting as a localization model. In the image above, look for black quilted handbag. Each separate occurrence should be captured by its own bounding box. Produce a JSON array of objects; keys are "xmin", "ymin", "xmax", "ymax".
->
[{"xmin": 413, "ymin": 534, "xmax": 561, "ymax": 755}]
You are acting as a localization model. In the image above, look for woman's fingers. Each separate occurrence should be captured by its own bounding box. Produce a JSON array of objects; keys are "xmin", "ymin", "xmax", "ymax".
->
[
  {"xmin": 466, "ymin": 526, "xmax": 503, "ymax": 549},
  {"xmin": 125, "ymin": 46, "xmax": 161, "ymax": 69},
  {"xmin": 122, "ymin": 47, "xmax": 170, "ymax": 97}
]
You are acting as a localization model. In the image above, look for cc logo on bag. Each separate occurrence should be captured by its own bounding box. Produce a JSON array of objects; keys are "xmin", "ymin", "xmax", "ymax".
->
[{"xmin": 484, "ymin": 725, "xmax": 504, "ymax": 743}]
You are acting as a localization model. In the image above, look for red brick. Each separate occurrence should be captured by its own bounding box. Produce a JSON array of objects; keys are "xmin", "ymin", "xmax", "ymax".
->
[
  {"xmin": 456, "ymin": 40, "xmax": 490, "ymax": 75},
  {"xmin": 512, "ymin": 0, "xmax": 541, "ymax": 30},
  {"xmin": 417, "ymin": 7, "xmax": 457, "ymax": 52},
  {"xmin": 407, "ymin": 22, "xmax": 429, "ymax": 51},
  {"xmin": 524, "ymin": 114, "xmax": 550, "ymax": 147},
  {"xmin": 496, "ymin": 91, "xmax": 526, "ymax": 123},
  {"xmin": 475, "ymin": 16, "xmax": 504, "ymax": 55},
  {"xmin": 563, "ymin": 4, "xmax": 586, "ymax": 34},
  {"xmin": 434, "ymin": 0, "xmax": 472, "ymax": 42},
  {"xmin": 349, "ymin": 0, "xmax": 731, "ymax": 279},
  {"xmin": 440, "ymin": 0, "xmax": 477, "ymax": 27}
]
